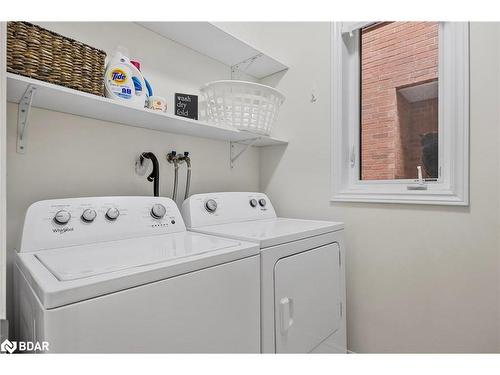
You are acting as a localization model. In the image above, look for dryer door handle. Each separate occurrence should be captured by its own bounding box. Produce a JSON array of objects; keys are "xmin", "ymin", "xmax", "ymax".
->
[{"xmin": 279, "ymin": 297, "xmax": 294, "ymax": 334}]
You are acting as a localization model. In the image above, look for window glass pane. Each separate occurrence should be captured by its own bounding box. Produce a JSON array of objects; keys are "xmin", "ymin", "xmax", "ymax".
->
[{"xmin": 360, "ymin": 22, "xmax": 439, "ymax": 181}]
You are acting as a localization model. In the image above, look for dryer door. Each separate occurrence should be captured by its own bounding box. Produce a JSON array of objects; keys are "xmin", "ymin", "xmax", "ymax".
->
[{"xmin": 274, "ymin": 243, "xmax": 341, "ymax": 353}]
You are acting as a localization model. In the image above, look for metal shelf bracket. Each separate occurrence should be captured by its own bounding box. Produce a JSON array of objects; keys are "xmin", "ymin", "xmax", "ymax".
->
[
  {"xmin": 231, "ymin": 53, "xmax": 263, "ymax": 79},
  {"xmin": 230, "ymin": 137, "xmax": 261, "ymax": 168},
  {"xmin": 17, "ymin": 84, "xmax": 37, "ymax": 154}
]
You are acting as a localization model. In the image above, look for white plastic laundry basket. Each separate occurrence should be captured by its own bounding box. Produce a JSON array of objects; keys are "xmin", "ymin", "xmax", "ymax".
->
[{"xmin": 200, "ymin": 80, "xmax": 286, "ymax": 136}]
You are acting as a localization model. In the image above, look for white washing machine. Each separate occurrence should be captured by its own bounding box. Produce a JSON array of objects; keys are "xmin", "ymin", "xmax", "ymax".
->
[
  {"xmin": 14, "ymin": 196, "xmax": 260, "ymax": 353},
  {"xmin": 181, "ymin": 192, "xmax": 347, "ymax": 353}
]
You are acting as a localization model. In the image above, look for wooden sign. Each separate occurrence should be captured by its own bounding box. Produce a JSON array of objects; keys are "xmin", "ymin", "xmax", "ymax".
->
[{"xmin": 175, "ymin": 93, "xmax": 198, "ymax": 120}]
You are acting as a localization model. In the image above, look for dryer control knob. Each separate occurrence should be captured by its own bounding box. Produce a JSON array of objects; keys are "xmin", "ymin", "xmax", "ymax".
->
[
  {"xmin": 249, "ymin": 199, "xmax": 258, "ymax": 207},
  {"xmin": 259, "ymin": 198, "xmax": 267, "ymax": 207},
  {"xmin": 54, "ymin": 210, "xmax": 71, "ymax": 225},
  {"xmin": 105, "ymin": 207, "xmax": 120, "ymax": 221},
  {"xmin": 205, "ymin": 199, "xmax": 217, "ymax": 213},
  {"xmin": 151, "ymin": 204, "xmax": 167, "ymax": 219},
  {"xmin": 81, "ymin": 209, "xmax": 97, "ymax": 223}
]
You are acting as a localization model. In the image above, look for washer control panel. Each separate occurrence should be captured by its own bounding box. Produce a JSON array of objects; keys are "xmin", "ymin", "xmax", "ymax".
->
[
  {"xmin": 20, "ymin": 197, "xmax": 186, "ymax": 253},
  {"xmin": 181, "ymin": 192, "xmax": 277, "ymax": 228}
]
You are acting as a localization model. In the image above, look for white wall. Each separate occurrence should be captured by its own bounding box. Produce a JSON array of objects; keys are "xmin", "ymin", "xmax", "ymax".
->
[
  {"xmin": 218, "ymin": 22, "xmax": 500, "ymax": 352},
  {"xmin": 5, "ymin": 22, "xmax": 260, "ymax": 332}
]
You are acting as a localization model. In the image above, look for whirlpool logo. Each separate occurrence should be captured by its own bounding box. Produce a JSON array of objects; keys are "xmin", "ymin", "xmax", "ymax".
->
[
  {"xmin": 52, "ymin": 227, "xmax": 74, "ymax": 234},
  {"xmin": 1, "ymin": 339, "xmax": 49, "ymax": 353}
]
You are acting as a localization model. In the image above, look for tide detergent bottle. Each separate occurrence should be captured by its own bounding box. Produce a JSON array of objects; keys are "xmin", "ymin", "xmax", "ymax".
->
[{"xmin": 104, "ymin": 51, "xmax": 147, "ymax": 108}]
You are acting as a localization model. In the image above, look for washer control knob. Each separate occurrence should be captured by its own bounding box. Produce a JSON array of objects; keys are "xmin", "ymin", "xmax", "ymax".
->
[
  {"xmin": 81, "ymin": 209, "xmax": 97, "ymax": 223},
  {"xmin": 105, "ymin": 207, "xmax": 120, "ymax": 221},
  {"xmin": 151, "ymin": 203, "xmax": 167, "ymax": 219},
  {"xmin": 259, "ymin": 198, "xmax": 267, "ymax": 207},
  {"xmin": 249, "ymin": 199, "xmax": 258, "ymax": 208},
  {"xmin": 54, "ymin": 210, "xmax": 71, "ymax": 225},
  {"xmin": 205, "ymin": 199, "xmax": 217, "ymax": 213}
]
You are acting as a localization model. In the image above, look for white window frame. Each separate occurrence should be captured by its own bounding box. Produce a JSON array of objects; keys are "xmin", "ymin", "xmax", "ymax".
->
[{"xmin": 331, "ymin": 22, "xmax": 469, "ymax": 205}]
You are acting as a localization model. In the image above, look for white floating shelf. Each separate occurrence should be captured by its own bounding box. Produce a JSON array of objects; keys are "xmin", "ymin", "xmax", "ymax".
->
[
  {"xmin": 6, "ymin": 73, "xmax": 288, "ymax": 147},
  {"xmin": 136, "ymin": 22, "xmax": 288, "ymax": 79}
]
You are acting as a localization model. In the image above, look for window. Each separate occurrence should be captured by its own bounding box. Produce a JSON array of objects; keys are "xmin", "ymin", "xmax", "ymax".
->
[
  {"xmin": 331, "ymin": 22, "xmax": 469, "ymax": 205},
  {"xmin": 361, "ymin": 22, "xmax": 439, "ymax": 181}
]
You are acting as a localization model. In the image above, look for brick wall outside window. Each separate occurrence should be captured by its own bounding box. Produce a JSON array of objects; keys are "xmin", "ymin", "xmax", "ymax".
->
[{"xmin": 361, "ymin": 22, "xmax": 439, "ymax": 180}]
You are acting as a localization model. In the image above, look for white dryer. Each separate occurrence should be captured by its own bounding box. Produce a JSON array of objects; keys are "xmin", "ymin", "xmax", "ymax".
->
[
  {"xmin": 182, "ymin": 192, "xmax": 346, "ymax": 353},
  {"xmin": 15, "ymin": 196, "xmax": 260, "ymax": 353}
]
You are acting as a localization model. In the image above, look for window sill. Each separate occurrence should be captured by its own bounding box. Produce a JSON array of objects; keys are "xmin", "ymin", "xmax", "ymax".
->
[{"xmin": 331, "ymin": 190, "xmax": 468, "ymax": 206}]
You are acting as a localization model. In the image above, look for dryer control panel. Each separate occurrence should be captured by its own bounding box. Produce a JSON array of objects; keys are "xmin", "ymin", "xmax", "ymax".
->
[
  {"xmin": 19, "ymin": 196, "xmax": 186, "ymax": 252},
  {"xmin": 182, "ymin": 192, "xmax": 277, "ymax": 228}
]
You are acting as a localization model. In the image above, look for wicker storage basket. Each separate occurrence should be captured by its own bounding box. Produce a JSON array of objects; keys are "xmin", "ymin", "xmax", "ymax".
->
[
  {"xmin": 200, "ymin": 80, "xmax": 285, "ymax": 136},
  {"xmin": 7, "ymin": 22, "xmax": 106, "ymax": 96}
]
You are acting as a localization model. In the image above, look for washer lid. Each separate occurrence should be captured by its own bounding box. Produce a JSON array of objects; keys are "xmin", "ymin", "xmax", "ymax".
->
[
  {"xmin": 191, "ymin": 218, "xmax": 344, "ymax": 248},
  {"xmin": 36, "ymin": 232, "xmax": 241, "ymax": 281},
  {"xmin": 16, "ymin": 232, "xmax": 259, "ymax": 309}
]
